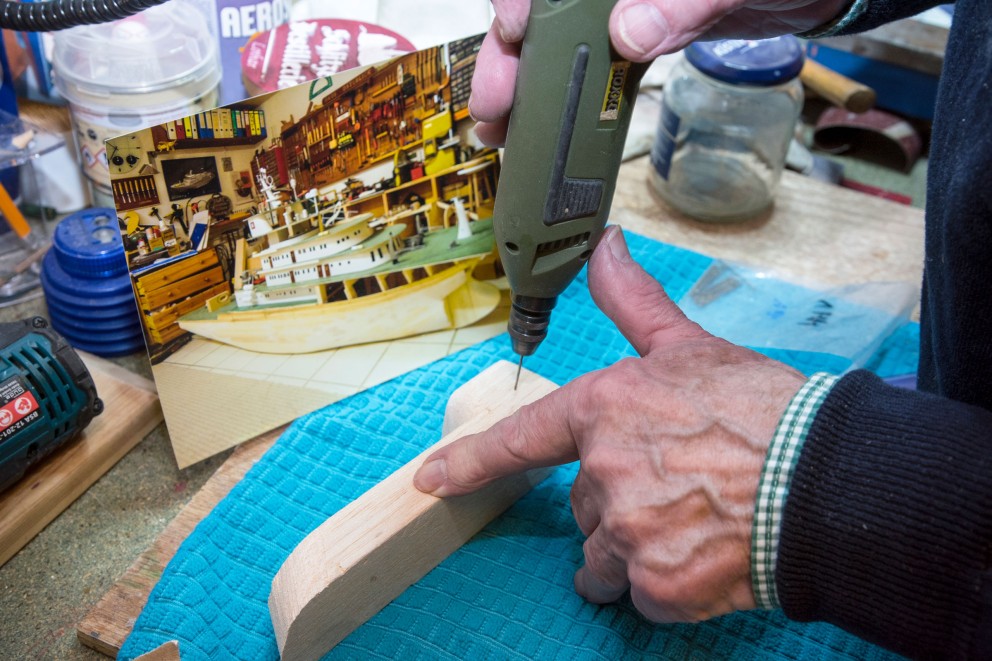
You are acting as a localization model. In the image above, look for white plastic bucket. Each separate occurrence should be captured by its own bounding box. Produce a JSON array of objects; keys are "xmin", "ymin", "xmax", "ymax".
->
[{"xmin": 52, "ymin": 0, "xmax": 221, "ymax": 199}]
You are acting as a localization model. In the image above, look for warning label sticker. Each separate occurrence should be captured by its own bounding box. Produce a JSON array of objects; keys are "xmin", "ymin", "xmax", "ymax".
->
[{"xmin": 0, "ymin": 378, "xmax": 41, "ymax": 443}]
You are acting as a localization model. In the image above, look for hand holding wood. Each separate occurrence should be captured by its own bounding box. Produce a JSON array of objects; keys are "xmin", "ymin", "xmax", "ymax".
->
[
  {"xmin": 416, "ymin": 228, "xmax": 807, "ymax": 622},
  {"xmin": 268, "ymin": 361, "xmax": 558, "ymax": 661}
]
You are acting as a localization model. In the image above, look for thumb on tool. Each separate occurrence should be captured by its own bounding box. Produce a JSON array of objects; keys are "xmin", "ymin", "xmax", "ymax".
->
[
  {"xmin": 608, "ymin": 0, "xmax": 853, "ymax": 62},
  {"xmin": 608, "ymin": 0, "xmax": 740, "ymax": 61},
  {"xmin": 589, "ymin": 226, "xmax": 706, "ymax": 357}
]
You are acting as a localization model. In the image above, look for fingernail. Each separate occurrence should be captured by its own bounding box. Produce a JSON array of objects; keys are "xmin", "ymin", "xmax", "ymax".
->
[
  {"xmin": 467, "ymin": 94, "xmax": 478, "ymax": 121},
  {"xmin": 413, "ymin": 459, "xmax": 446, "ymax": 494},
  {"xmin": 616, "ymin": 2, "xmax": 668, "ymax": 57},
  {"xmin": 495, "ymin": 13, "xmax": 526, "ymax": 43},
  {"xmin": 496, "ymin": 22, "xmax": 514, "ymax": 44},
  {"xmin": 605, "ymin": 226, "xmax": 631, "ymax": 263}
]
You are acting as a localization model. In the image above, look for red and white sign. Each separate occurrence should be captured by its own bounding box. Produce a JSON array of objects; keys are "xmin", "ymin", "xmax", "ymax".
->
[{"xmin": 241, "ymin": 19, "xmax": 415, "ymax": 97}]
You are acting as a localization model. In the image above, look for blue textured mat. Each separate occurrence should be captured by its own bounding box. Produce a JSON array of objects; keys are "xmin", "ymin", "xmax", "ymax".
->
[{"xmin": 121, "ymin": 231, "xmax": 915, "ymax": 660}]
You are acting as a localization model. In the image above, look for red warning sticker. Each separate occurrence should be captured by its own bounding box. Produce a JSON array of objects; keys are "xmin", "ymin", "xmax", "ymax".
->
[
  {"xmin": 0, "ymin": 392, "xmax": 37, "ymax": 424},
  {"xmin": 0, "ymin": 378, "xmax": 41, "ymax": 443}
]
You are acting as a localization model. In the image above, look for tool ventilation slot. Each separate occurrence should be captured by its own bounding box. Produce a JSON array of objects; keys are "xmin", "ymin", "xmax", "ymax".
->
[
  {"xmin": 8, "ymin": 340, "xmax": 80, "ymax": 438},
  {"xmin": 534, "ymin": 232, "xmax": 591, "ymax": 258},
  {"xmin": 542, "ymin": 44, "xmax": 605, "ymax": 225}
]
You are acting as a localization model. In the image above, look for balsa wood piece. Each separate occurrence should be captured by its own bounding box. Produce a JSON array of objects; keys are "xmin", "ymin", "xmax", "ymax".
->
[
  {"xmin": 134, "ymin": 640, "xmax": 181, "ymax": 660},
  {"xmin": 269, "ymin": 361, "xmax": 558, "ymax": 661}
]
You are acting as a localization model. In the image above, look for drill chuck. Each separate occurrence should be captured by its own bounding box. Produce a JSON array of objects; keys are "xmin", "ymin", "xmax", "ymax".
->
[{"xmin": 508, "ymin": 295, "xmax": 557, "ymax": 357}]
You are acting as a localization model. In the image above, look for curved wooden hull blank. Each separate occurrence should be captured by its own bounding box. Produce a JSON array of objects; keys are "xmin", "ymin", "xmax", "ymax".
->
[{"xmin": 177, "ymin": 263, "xmax": 501, "ymax": 354}]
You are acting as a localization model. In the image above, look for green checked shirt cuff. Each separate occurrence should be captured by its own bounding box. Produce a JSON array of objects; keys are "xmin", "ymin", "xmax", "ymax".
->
[
  {"xmin": 751, "ymin": 372, "xmax": 841, "ymax": 610},
  {"xmin": 798, "ymin": 0, "xmax": 869, "ymax": 39}
]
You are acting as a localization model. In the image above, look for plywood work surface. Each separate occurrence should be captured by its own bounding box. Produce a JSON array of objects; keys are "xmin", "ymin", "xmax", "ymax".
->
[{"xmin": 0, "ymin": 352, "xmax": 163, "ymax": 568}]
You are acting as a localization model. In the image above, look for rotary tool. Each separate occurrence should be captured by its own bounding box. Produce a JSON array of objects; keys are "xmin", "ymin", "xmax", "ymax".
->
[{"xmin": 492, "ymin": 0, "xmax": 648, "ymax": 385}]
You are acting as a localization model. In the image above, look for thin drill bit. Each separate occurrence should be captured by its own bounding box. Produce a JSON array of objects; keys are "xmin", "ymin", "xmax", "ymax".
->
[{"xmin": 514, "ymin": 355, "xmax": 523, "ymax": 390}]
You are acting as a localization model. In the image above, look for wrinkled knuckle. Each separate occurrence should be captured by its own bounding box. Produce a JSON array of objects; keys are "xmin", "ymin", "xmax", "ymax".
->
[
  {"xmin": 593, "ymin": 504, "xmax": 613, "ymax": 530},
  {"xmin": 580, "ymin": 539, "xmax": 604, "ymax": 571},
  {"xmin": 568, "ymin": 372, "xmax": 613, "ymax": 429},
  {"xmin": 614, "ymin": 355, "xmax": 640, "ymax": 370},
  {"xmin": 643, "ymin": 578, "xmax": 698, "ymax": 620},
  {"xmin": 447, "ymin": 459, "xmax": 490, "ymax": 491},
  {"xmin": 498, "ymin": 414, "xmax": 534, "ymax": 469},
  {"xmin": 582, "ymin": 540, "xmax": 621, "ymax": 580},
  {"xmin": 587, "ymin": 367, "xmax": 628, "ymax": 401},
  {"xmin": 596, "ymin": 510, "xmax": 640, "ymax": 556},
  {"xmin": 610, "ymin": 510, "xmax": 641, "ymax": 545},
  {"xmin": 578, "ymin": 447, "xmax": 611, "ymax": 478}
]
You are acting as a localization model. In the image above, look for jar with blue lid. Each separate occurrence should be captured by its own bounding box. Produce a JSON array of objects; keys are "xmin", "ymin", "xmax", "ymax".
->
[{"xmin": 650, "ymin": 36, "xmax": 804, "ymax": 222}]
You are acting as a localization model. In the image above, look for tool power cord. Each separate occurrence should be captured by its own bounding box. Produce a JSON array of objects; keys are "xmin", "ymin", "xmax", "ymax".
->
[{"xmin": 0, "ymin": 0, "xmax": 170, "ymax": 31}]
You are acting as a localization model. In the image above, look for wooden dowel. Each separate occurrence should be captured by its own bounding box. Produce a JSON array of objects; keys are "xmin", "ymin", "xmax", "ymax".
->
[{"xmin": 800, "ymin": 59, "xmax": 877, "ymax": 113}]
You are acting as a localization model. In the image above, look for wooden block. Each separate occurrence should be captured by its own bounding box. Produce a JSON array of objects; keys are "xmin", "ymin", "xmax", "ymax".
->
[
  {"xmin": 0, "ymin": 353, "xmax": 163, "ymax": 568},
  {"xmin": 134, "ymin": 641, "xmax": 181, "ymax": 661},
  {"xmin": 77, "ymin": 428, "xmax": 283, "ymax": 657},
  {"xmin": 269, "ymin": 361, "xmax": 558, "ymax": 661}
]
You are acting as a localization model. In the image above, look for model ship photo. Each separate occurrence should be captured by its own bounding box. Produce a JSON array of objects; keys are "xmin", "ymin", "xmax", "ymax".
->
[
  {"xmin": 177, "ymin": 163, "xmax": 501, "ymax": 354},
  {"xmin": 109, "ymin": 34, "xmax": 508, "ymax": 466},
  {"xmin": 169, "ymin": 170, "xmax": 216, "ymax": 192}
]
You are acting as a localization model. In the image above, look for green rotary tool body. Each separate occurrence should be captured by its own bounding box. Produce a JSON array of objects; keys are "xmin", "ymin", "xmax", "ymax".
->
[{"xmin": 494, "ymin": 0, "xmax": 648, "ymax": 362}]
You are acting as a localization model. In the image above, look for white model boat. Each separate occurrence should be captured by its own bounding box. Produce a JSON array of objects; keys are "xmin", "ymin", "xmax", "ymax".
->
[
  {"xmin": 178, "ymin": 209, "xmax": 501, "ymax": 354},
  {"xmin": 170, "ymin": 170, "xmax": 216, "ymax": 191}
]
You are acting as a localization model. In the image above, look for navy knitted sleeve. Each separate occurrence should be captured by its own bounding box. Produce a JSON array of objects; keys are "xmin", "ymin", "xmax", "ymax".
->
[
  {"xmin": 835, "ymin": 0, "xmax": 948, "ymax": 33},
  {"xmin": 776, "ymin": 370, "xmax": 992, "ymax": 660}
]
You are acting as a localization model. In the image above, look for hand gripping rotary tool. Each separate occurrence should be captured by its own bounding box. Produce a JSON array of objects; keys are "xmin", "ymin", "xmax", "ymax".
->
[{"xmin": 492, "ymin": 0, "xmax": 649, "ymax": 386}]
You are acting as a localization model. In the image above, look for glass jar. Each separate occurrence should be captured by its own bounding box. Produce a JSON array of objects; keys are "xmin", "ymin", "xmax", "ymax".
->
[{"xmin": 650, "ymin": 37, "xmax": 804, "ymax": 222}]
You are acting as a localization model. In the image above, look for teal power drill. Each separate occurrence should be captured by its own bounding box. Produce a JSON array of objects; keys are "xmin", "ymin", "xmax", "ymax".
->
[{"xmin": 492, "ymin": 0, "xmax": 648, "ymax": 382}]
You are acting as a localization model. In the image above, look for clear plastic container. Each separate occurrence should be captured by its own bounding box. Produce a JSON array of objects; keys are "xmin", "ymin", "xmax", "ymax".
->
[
  {"xmin": 51, "ymin": 0, "xmax": 221, "ymax": 205},
  {"xmin": 650, "ymin": 37, "xmax": 804, "ymax": 222}
]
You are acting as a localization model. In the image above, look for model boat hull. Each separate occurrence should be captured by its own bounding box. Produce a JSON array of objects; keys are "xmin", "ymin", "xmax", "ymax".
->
[{"xmin": 177, "ymin": 261, "xmax": 501, "ymax": 354}]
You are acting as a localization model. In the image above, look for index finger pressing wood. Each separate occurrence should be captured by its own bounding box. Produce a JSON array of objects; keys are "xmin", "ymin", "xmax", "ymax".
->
[{"xmin": 415, "ymin": 378, "xmax": 582, "ymax": 497}]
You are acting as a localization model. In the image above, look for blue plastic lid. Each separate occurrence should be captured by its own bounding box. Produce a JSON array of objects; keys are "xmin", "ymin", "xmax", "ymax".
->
[
  {"xmin": 40, "ymin": 250, "xmax": 138, "ymax": 313},
  {"xmin": 685, "ymin": 36, "xmax": 804, "ymax": 86},
  {"xmin": 52, "ymin": 207, "xmax": 128, "ymax": 279},
  {"xmin": 48, "ymin": 315, "xmax": 147, "ymax": 357}
]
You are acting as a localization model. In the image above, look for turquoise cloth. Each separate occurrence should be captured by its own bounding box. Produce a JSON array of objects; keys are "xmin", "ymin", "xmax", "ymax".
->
[{"xmin": 121, "ymin": 231, "xmax": 914, "ymax": 660}]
